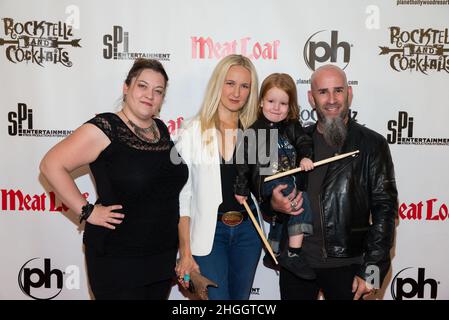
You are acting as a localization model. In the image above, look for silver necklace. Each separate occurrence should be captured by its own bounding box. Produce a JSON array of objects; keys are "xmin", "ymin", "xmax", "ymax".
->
[{"xmin": 121, "ymin": 110, "xmax": 159, "ymax": 143}]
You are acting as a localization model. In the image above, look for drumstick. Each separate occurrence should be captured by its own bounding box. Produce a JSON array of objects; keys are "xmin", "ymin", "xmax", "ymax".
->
[
  {"xmin": 243, "ymin": 200, "xmax": 279, "ymax": 265},
  {"xmin": 264, "ymin": 150, "xmax": 359, "ymax": 182}
]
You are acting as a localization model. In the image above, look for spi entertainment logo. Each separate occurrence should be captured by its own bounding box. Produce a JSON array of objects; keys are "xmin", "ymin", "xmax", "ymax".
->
[
  {"xmin": 7, "ymin": 103, "xmax": 73, "ymax": 137},
  {"xmin": 18, "ymin": 258, "xmax": 80, "ymax": 300},
  {"xmin": 387, "ymin": 111, "xmax": 449, "ymax": 145},
  {"xmin": 103, "ymin": 25, "xmax": 170, "ymax": 61}
]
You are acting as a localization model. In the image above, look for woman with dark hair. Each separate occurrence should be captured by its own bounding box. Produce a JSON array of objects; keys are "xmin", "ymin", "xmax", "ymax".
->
[{"xmin": 40, "ymin": 58, "xmax": 188, "ymax": 299}]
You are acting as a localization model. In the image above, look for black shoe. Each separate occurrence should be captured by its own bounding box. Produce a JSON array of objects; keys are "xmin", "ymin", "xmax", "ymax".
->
[
  {"xmin": 278, "ymin": 250, "xmax": 316, "ymax": 280},
  {"xmin": 262, "ymin": 252, "xmax": 280, "ymax": 270}
]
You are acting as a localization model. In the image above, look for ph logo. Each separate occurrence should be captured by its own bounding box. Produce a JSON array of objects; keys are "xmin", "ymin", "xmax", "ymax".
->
[
  {"xmin": 391, "ymin": 267, "xmax": 439, "ymax": 300},
  {"xmin": 303, "ymin": 30, "xmax": 351, "ymax": 71},
  {"xmin": 387, "ymin": 111, "xmax": 414, "ymax": 144},
  {"xmin": 18, "ymin": 258, "xmax": 80, "ymax": 300},
  {"xmin": 103, "ymin": 25, "xmax": 129, "ymax": 59},
  {"xmin": 8, "ymin": 103, "xmax": 33, "ymax": 136}
]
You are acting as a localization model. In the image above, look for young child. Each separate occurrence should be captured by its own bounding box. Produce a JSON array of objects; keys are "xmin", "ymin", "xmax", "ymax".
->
[{"xmin": 234, "ymin": 73, "xmax": 315, "ymax": 280}]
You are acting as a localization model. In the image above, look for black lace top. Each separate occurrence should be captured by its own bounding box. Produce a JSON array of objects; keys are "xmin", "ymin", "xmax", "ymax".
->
[{"xmin": 83, "ymin": 113, "xmax": 188, "ymax": 286}]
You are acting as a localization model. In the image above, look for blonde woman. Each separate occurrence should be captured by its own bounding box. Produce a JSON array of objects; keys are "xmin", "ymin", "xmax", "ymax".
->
[{"xmin": 175, "ymin": 54, "xmax": 262, "ymax": 300}]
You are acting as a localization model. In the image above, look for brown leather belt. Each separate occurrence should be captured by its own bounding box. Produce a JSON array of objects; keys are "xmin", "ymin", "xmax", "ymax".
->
[{"xmin": 217, "ymin": 211, "xmax": 249, "ymax": 227}]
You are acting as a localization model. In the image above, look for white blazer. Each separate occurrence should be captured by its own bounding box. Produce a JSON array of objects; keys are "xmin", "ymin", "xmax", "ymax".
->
[{"xmin": 175, "ymin": 118, "xmax": 223, "ymax": 256}]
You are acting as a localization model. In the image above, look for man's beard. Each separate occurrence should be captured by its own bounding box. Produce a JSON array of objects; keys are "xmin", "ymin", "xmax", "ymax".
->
[{"xmin": 316, "ymin": 104, "xmax": 348, "ymax": 149}]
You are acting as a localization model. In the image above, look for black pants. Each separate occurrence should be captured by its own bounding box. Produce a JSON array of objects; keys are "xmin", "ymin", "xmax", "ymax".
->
[
  {"xmin": 93, "ymin": 278, "xmax": 173, "ymax": 300},
  {"xmin": 280, "ymin": 264, "xmax": 361, "ymax": 300}
]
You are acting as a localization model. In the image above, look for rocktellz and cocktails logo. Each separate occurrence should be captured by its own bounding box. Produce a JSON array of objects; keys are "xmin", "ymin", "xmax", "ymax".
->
[
  {"xmin": 8, "ymin": 103, "xmax": 73, "ymax": 137},
  {"xmin": 379, "ymin": 27, "xmax": 449, "ymax": 74},
  {"xmin": 0, "ymin": 18, "xmax": 81, "ymax": 67}
]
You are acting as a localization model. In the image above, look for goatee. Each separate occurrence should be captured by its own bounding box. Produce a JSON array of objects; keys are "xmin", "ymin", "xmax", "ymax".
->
[{"xmin": 315, "ymin": 104, "xmax": 348, "ymax": 149}]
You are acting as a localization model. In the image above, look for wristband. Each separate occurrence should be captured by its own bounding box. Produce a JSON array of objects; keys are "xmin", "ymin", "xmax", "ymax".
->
[{"xmin": 80, "ymin": 203, "xmax": 94, "ymax": 223}]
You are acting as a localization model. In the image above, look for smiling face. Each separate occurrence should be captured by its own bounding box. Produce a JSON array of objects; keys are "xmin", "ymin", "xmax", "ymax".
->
[
  {"xmin": 308, "ymin": 65, "xmax": 353, "ymax": 125},
  {"xmin": 218, "ymin": 65, "xmax": 251, "ymax": 114},
  {"xmin": 261, "ymin": 87, "xmax": 290, "ymax": 123},
  {"xmin": 123, "ymin": 68, "xmax": 166, "ymax": 121}
]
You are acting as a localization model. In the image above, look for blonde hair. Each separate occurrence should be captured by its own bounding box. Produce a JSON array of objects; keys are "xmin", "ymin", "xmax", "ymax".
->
[
  {"xmin": 197, "ymin": 54, "xmax": 259, "ymax": 144},
  {"xmin": 258, "ymin": 73, "xmax": 300, "ymax": 122}
]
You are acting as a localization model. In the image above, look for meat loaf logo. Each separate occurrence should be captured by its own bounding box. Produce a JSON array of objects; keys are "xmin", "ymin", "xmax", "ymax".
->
[
  {"xmin": 391, "ymin": 267, "xmax": 439, "ymax": 300},
  {"xmin": 387, "ymin": 111, "xmax": 449, "ymax": 145},
  {"xmin": 379, "ymin": 27, "xmax": 449, "ymax": 74},
  {"xmin": 0, "ymin": 188, "xmax": 90, "ymax": 213},
  {"xmin": 303, "ymin": 30, "xmax": 352, "ymax": 71},
  {"xmin": 191, "ymin": 36, "xmax": 280, "ymax": 60},
  {"xmin": 18, "ymin": 258, "xmax": 80, "ymax": 300},
  {"xmin": 161, "ymin": 116, "xmax": 184, "ymax": 136},
  {"xmin": 0, "ymin": 18, "xmax": 81, "ymax": 67},
  {"xmin": 7, "ymin": 103, "xmax": 73, "ymax": 137},
  {"xmin": 399, "ymin": 198, "xmax": 448, "ymax": 221},
  {"xmin": 103, "ymin": 26, "xmax": 170, "ymax": 61}
]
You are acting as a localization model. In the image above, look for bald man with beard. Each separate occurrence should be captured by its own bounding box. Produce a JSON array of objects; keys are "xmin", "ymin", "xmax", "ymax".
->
[{"xmin": 271, "ymin": 65, "xmax": 398, "ymax": 300}]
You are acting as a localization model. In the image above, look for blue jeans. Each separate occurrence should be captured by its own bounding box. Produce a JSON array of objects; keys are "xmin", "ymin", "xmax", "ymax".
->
[
  {"xmin": 263, "ymin": 176, "xmax": 313, "ymax": 253},
  {"xmin": 193, "ymin": 217, "xmax": 262, "ymax": 300}
]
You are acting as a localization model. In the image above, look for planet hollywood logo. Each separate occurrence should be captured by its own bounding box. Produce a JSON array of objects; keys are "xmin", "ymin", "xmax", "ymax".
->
[
  {"xmin": 397, "ymin": 0, "xmax": 449, "ymax": 5},
  {"xmin": 7, "ymin": 103, "xmax": 73, "ymax": 138},
  {"xmin": 386, "ymin": 111, "xmax": 449, "ymax": 145},
  {"xmin": 103, "ymin": 25, "xmax": 170, "ymax": 61},
  {"xmin": 18, "ymin": 258, "xmax": 80, "ymax": 300},
  {"xmin": 0, "ymin": 18, "xmax": 81, "ymax": 67},
  {"xmin": 379, "ymin": 27, "xmax": 449, "ymax": 74},
  {"xmin": 391, "ymin": 267, "xmax": 439, "ymax": 300},
  {"xmin": 303, "ymin": 30, "xmax": 352, "ymax": 71}
]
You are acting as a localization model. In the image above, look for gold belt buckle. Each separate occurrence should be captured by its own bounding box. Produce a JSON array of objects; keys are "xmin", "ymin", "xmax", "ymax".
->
[{"xmin": 221, "ymin": 211, "xmax": 244, "ymax": 227}]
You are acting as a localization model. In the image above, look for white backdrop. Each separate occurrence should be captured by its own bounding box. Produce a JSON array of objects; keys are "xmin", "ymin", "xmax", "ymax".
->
[{"xmin": 1, "ymin": 0, "xmax": 448, "ymax": 300}]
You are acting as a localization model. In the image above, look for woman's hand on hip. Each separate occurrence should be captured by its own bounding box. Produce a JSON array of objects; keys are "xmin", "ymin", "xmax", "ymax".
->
[{"xmin": 86, "ymin": 204, "xmax": 124, "ymax": 229}]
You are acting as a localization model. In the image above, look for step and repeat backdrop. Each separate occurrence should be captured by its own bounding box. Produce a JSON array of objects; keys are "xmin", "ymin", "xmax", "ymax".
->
[{"xmin": 1, "ymin": 0, "xmax": 448, "ymax": 300}]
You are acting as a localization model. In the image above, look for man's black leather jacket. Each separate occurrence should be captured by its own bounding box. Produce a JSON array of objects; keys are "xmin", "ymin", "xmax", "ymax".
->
[
  {"xmin": 301, "ymin": 119, "xmax": 398, "ymax": 283},
  {"xmin": 234, "ymin": 115, "xmax": 313, "ymax": 204}
]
